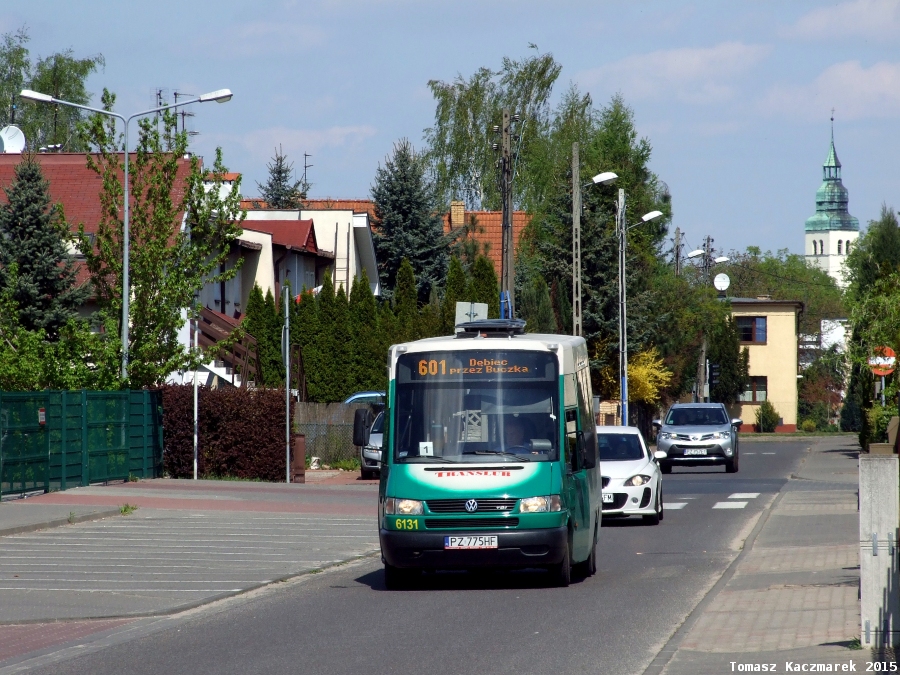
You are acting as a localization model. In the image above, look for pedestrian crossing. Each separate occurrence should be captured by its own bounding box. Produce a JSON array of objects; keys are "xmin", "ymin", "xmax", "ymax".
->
[{"xmin": 664, "ymin": 492, "xmax": 762, "ymax": 511}]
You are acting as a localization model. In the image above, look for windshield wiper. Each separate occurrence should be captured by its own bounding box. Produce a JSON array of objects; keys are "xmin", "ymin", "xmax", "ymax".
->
[
  {"xmin": 470, "ymin": 451, "xmax": 532, "ymax": 462},
  {"xmin": 401, "ymin": 455, "xmax": 460, "ymax": 463}
]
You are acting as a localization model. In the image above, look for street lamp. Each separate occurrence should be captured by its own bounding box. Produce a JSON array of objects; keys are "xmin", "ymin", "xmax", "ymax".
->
[
  {"xmin": 19, "ymin": 87, "xmax": 233, "ymax": 380},
  {"xmin": 615, "ymin": 186, "xmax": 662, "ymax": 425}
]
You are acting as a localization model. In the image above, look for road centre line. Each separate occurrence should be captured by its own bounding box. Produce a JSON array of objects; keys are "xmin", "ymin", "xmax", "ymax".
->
[
  {"xmin": 663, "ymin": 503, "xmax": 688, "ymax": 510},
  {"xmin": 713, "ymin": 501, "xmax": 747, "ymax": 509},
  {"xmin": 728, "ymin": 493, "xmax": 760, "ymax": 499},
  {"xmin": 762, "ymin": 452, "xmax": 776, "ymax": 455}
]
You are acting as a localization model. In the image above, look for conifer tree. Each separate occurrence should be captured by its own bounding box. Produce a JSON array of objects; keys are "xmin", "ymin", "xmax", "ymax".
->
[
  {"xmin": 419, "ymin": 288, "xmax": 443, "ymax": 339},
  {"xmin": 349, "ymin": 271, "xmax": 383, "ymax": 392},
  {"xmin": 707, "ymin": 316, "xmax": 750, "ymax": 404},
  {"xmin": 332, "ymin": 285, "xmax": 353, "ymax": 401},
  {"xmin": 377, "ymin": 301, "xmax": 399, "ymax": 388},
  {"xmin": 242, "ymin": 284, "xmax": 280, "ymax": 386},
  {"xmin": 292, "ymin": 289, "xmax": 319, "ymax": 398},
  {"xmin": 394, "ymin": 258, "xmax": 419, "ymax": 342},
  {"xmin": 519, "ymin": 275, "xmax": 557, "ymax": 333},
  {"xmin": 309, "ymin": 271, "xmax": 336, "ymax": 401},
  {"xmin": 371, "ymin": 139, "xmax": 448, "ymax": 302},
  {"xmin": 467, "ymin": 255, "xmax": 500, "ymax": 318},
  {"xmin": 0, "ymin": 155, "xmax": 88, "ymax": 338},
  {"xmin": 440, "ymin": 256, "xmax": 468, "ymax": 334},
  {"xmin": 262, "ymin": 289, "xmax": 283, "ymax": 386},
  {"xmin": 256, "ymin": 145, "xmax": 307, "ymax": 209}
]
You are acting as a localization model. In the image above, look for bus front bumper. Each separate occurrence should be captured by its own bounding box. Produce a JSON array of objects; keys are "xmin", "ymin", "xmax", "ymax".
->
[{"xmin": 380, "ymin": 526, "xmax": 568, "ymax": 570}]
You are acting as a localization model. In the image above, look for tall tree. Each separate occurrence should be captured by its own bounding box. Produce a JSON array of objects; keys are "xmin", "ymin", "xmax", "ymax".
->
[
  {"xmin": 371, "ymin": 139, "xmax": 448, "ymax": 302},
  {"xmin": 79, "ymin": 90, "xmax": 244, "ymax": 387},
  {"xmin": 349, "ymin": 270, "xmax": 384, "ymax": 391},
  {"xmin": 292, "ymin": 289, "xmax": 320, "ymax": 396},
  {"xmin": 331, "ymin": 285, "xmax": 353, "ymax": 400},
  {"xmin": 518, "ymin": 275, "xmax": 556, "ymax": 333},
  {"xmin": 308, "ymin": 271, "xmax": 336, "ymax": 401},
  {"xmin": 440, "ymin": 255, "xmax": 468, "ymax": 334},
  {"xmin": 0, "ymin": 27, "xmax": 29, "ymax": 129},
  {"xmin": 394, "ymin": 258, "xmax": 419, "ymax": 342},
  {"xmin": 467, "ymin": 255, "xmax": 500, "ymax": 318},
  {"xmin": 0, "ymin": 27, "xmax": 104, "ymax": 151},
  {"xmin": 424, "ymin": 49, "xmax": 561, "ymax": 210},
  {"xmin": 256, "ymin": 145, "xmax": 308, "ymax": 209},
  {"xmin": 707, "ymin": 316, "xmax": 750, "ymax": 404},
  {"xmin": 0, "ymin": 155, "xmax": 88, "ymax": 338}
]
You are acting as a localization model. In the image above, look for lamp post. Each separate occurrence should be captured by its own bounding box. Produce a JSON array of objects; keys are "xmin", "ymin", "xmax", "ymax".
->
[
  {"xmin": 19, "ymin": 88, "xmax": 233, "ymax": 380},
  {"xmin": 615, "ymin": 188, "xmax": 663, "ymax": 425},
  {"xmin": 687, "ymin": 237, "xmax": 729, "ymax": 401}
]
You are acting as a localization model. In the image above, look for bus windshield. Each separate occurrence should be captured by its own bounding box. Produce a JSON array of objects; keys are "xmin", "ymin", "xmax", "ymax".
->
[{"xmin": 393, "ymin": 350, "xmax": 559, "ymax": 464}]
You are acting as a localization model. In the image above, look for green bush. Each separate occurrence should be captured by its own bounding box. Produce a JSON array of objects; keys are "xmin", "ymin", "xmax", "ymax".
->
[
  {"xmin": 755, "ymin": 400, "xmax": 780, "ymax": 433},
  {"xmin": 800, "ymin": 419, "xmax": 817, "ymax": 433},
  {"xmin": 866, "ymin": 405, "xmax": 898, "ymax": 444}
]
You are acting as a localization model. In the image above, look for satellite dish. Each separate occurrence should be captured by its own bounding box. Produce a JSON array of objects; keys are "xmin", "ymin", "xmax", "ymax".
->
[
  {"xmin": 0, "ymin": 126, "xmax": 25, "ymax": 153},
  {"xmin": 714, "ymin": 273, "xmax": 731, "ymax": 292}
]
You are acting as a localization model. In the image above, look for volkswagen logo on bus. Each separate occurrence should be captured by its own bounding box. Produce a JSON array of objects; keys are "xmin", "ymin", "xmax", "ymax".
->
[{"xmin": 464, "ymin": 499, "xmax": 479, "ymax": 513}]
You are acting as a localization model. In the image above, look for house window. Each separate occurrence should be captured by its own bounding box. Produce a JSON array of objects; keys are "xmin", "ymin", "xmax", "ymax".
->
[
  {"xmin": 739, "ymin": 376, "xmax": 768, "ymax": 403},
  {"xmin": 837, "ymin": 240, "xmax": 842, "ymax": 255},
  {"xmin": 736, "ymin": 316, "xmax": 767, "ymax": 343}
]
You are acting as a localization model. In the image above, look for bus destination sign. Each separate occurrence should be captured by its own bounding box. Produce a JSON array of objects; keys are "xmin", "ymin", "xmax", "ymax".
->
[{"xmin": 398, "ymin": 351, "xmax": 557, "ymax": 383}]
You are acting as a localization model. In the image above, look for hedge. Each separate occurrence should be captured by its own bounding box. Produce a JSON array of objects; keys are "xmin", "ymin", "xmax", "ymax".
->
[{"xmin": 162, "ymin": 385, "xmax": 289, "ymax": 481}]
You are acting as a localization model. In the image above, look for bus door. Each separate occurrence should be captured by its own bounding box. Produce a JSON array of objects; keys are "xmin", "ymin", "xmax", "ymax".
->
[{"xmin": 564, "ymin": 368, "xmax": 598, "ymax": 558}]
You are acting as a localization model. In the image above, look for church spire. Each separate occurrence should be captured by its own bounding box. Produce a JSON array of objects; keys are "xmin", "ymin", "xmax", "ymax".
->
[{"xmin": 805, "ymin": 116, "xmax": 857, "ymax": 233}]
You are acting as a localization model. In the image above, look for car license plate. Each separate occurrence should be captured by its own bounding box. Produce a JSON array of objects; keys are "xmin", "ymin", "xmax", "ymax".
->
[
  {"xmin": 684, "ymin": 448, "xmax": 707, "ymax": 456},
  {"xmin": 602, "ymin": 492, "xmax": 614, "ymax": 503},
  {"xmin": 444, "ymin": 536, "xmax": 498, "ymax": 550}
]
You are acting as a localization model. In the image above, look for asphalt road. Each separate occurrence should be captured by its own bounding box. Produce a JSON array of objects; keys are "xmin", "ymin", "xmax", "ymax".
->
[{"xmin": 22, "ymin": 441, "xmax": 811, "ymax": 675}]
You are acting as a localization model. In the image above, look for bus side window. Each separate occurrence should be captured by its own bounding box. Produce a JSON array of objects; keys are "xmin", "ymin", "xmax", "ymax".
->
[
  {"xmin": 576, "ymin": 368, "xmax": 597, "ymax": 469},
  {"xmin": 565, "ymin": 409, "xmax": 581, "ymax": 472}
]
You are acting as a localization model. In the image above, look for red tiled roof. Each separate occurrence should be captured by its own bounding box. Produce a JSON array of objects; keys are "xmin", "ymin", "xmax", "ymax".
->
[
  {"xmin": 443, "ymin": 210, "xmax": 531, "ymax": 273},
  {"xmin": 0, "ymin": 152, "xmax": 195, "ymax": 296},
  {"xmin": 242, "ymin": 219, "xmax": 319, "ymax": 254},
  {"xmin": 0, "ymin": 153, "xmax": 194, "ymax": 236},
  {"xmin": 216, "ymin": 173, "xmax": 240, "ymax": 181}
]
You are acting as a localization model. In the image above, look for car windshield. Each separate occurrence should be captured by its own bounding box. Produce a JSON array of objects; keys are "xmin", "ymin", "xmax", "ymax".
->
[
  {"xmin": 598, "ymin": 433, "xmax": 645, "ymax": 461},
  {"xmin": 371, "ymin": 411, "xmax": 384, "ymax": 434},
  {"xmin": 665, "ymin": 407, "xmax": 727, "ymax": 426},
  {"xmin": 393, "ymin": 350, "xmax": 559, "ymax": 463}
]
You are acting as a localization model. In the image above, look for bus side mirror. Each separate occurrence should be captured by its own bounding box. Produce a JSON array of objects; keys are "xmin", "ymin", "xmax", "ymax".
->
[{"xmin": 353, "ymin": 408, "xmax": 373, "ymax": 447}]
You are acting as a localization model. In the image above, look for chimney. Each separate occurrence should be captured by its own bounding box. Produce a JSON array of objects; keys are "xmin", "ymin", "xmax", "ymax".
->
[{"xmin": 450, "ymin": 200, "xmax": 465, "ymax": 229}]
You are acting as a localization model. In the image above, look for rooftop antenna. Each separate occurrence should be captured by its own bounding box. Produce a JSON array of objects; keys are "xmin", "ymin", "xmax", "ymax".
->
[{"xmin": 173, "ymin": 91, "xmax": 198, "ymax": 143}]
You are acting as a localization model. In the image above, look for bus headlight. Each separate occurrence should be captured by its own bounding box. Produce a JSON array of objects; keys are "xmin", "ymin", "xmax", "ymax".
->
[
  {"xmin": 384, "ymin": 498, "xmax": 423, "ymax": 515},
  {"xmin": 520, "ymin": 495, "xmax": 562, "ymax": 513}
]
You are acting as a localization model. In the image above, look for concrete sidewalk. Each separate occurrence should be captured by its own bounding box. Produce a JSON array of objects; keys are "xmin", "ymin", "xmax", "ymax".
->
[{"xmin": 651, "ymin": 436, "xmax": 872, "ymax": 673}]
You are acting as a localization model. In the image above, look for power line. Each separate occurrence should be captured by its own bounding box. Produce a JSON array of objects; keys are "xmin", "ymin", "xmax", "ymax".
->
[{"xmin": 726, "ymin": 260, "xmax": 840, "ymax": 290}]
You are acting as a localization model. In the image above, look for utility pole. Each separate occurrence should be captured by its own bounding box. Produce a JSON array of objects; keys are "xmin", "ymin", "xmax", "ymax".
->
[
  {"xmin": 673, "ymin": 227, "xmax": 682, "ymax": 277},
  {"xmin": 499, "ymin": 109, "xmax": 515, "ymax": 318},
  {"xmin": 617, "ymin": 188, "xmax": 628, "ymax": 424},
  {"xmin": 572, "ymin": 142, "xmax": 582, "ymax": 336}
]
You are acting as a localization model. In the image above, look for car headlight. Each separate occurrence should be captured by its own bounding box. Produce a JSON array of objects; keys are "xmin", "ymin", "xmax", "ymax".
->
[
  {"xmin": 519, "ymin": 495, "xmax": 562, "ymax": 513},
  {"xmin": 624, "ymin": 475, "xmax": 652, "ymax": 487},
  {"xmin": 659, "ymin": 431, "xmax": 673, "ymax": 440},
  {"xmin": 384, "ymin": 498, "xmax": 423, "ymax": 515},
  {"xmin": 712, "ymin": 431, "xmax": 730, "ymax": 440}
]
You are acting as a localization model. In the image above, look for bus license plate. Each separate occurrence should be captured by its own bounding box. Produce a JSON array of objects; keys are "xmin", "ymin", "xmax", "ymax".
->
[
  {"xmin": 684, "ymin": 448, "xmax": 707, "ymax": 456},
  {"xmin": 444, "ymin": 536, "xmax": 498, "ymax": 549}
]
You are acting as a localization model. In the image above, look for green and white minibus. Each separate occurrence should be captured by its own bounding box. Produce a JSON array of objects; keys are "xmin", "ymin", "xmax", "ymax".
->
[{"xmin": 361, "ymin": 319, "xmax": 600, "ymax": 588}]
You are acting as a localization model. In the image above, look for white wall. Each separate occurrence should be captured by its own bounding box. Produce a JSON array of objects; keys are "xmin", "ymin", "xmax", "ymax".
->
[{"xmin": 805, "ymin": 229, "xmax": 859, "ymax": 287}]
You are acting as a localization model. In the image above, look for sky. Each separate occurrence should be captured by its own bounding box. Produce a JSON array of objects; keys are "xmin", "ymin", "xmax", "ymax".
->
[{"xmin": 3, "ymin": 0, "xmax": 899, "ymax": 259}]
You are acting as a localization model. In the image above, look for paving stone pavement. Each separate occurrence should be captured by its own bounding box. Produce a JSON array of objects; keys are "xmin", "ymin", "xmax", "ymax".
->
[{"xmin": 659, "ymin": 438, "xmax": 875, "ymax": 674}]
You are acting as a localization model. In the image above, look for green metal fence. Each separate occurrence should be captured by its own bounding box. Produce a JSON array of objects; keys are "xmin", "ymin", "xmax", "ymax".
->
[{"xmin": 0, "ymin": 390, "xmax": 162, "ymax": 499}]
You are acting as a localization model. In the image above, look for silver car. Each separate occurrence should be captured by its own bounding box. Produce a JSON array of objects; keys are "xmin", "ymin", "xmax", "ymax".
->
[
  {"xmin": 360, "ymin": 411, "xmax": 384, "ymax": 480},
  {"xmin": 653, "ymin": 403, "xmax": 742, "ymax": 474}
]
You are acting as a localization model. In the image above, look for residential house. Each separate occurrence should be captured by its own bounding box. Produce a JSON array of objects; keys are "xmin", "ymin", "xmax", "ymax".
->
[{"xmin": 728, "ymin": 297, "xmax": 804, "ymax": 432}]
